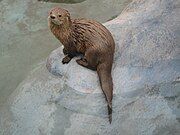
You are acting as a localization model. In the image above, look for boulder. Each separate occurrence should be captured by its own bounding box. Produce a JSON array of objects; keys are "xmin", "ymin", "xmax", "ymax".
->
[{"xmin": 1, "ymin": 0, "xmax": 180, "ymax": 134}]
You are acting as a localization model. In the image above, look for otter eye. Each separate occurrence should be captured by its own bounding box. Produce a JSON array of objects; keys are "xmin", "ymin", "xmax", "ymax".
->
[{"xmin": 58, "ymin": 14, "xmax": 62, "ymax": 17}]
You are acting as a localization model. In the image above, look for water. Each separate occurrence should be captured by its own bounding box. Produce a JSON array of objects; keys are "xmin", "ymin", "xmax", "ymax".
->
[
  {"xmin": 0, "ymin": 0, "xmax": 131, "ymax": 106},
  {"xmin": 38, "ymin": 0, "xmax": 86, "ymax": 3}
]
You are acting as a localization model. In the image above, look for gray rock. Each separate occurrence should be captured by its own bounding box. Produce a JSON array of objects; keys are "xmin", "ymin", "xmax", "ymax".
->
[{"xmin": 1, "ymin": 0, "xmax": 180, "ymax": 135}]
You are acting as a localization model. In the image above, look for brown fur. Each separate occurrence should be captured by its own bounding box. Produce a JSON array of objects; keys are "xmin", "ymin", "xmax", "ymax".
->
[{"xmin": 48, "ymin": 7, "xmax": 115, "ymax": 123}]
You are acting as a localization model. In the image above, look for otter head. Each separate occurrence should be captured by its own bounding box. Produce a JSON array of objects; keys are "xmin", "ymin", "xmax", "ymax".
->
[{"xmin": 48, "ymin": 7, "xmax": 71, "ymax": 26}]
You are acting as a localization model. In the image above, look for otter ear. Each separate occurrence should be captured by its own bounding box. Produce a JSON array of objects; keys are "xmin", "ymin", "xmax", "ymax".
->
[
  {"xmin": 66, "ymin": 12, "xmax": 71, "ymax": 21},
  {"xmin": 67, "ymin": 12, "xmax": 70, "ymax": 17},
  {"xmin": 64, "ymin": 9, "xmax": 70, "ymax": 18}
]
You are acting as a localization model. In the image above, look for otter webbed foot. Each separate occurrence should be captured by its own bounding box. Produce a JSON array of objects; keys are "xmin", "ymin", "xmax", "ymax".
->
[
  {"xmin": 76, "ymin": 58, "xmax": 96, "ymax": 71},
  {"xmin": 76, "ymin": 58, "xmax": 88, "ymax": 67},
  {"xmin": 62, "ymin": 56, "xmax": 72, "ymax": 64}
]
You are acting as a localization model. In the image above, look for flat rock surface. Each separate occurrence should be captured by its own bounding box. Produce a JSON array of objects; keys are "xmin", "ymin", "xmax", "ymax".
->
[{"xmin": 1, "ymin": 0, "xmax": 180, "ymax": 135}]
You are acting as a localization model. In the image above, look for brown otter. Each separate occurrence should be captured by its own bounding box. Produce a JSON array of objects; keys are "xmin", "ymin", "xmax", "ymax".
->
[{"xmin": 48, "ymin": 7, "xmax": 115, "ymax": 123}]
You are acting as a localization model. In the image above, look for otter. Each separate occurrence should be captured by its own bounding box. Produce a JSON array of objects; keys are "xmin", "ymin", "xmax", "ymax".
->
[{"xmin": 48, "ymin": 7, "xmax": 115, "ymax": 123}]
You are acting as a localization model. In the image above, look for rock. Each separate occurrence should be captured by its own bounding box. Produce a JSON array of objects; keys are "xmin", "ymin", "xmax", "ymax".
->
[{"xmin": 1, "ymin": 0, "xmax": 180, "ymax": 135}]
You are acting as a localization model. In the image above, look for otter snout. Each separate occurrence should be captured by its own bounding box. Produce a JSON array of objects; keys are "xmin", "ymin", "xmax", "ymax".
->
[{"xmin": 50, "ymin": 15, "xmax": 56, "ymax": 19}]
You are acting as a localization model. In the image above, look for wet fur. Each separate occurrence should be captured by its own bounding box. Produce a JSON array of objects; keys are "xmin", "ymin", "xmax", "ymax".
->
[{"xmin": 49, "ymin": 7, "xmax": 115, "ymax": 123}]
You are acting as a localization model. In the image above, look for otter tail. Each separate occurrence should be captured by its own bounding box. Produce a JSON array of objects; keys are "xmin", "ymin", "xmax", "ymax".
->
[{"xmin": 97, "ymin": 63, "xmax": 113, "ymax": 123}]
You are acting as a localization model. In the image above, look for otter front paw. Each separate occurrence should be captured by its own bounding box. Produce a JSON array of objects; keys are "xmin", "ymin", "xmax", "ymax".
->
[
  {"xmin": 62, "ymin": 56, "xmax": 72, "ymax": 64},
  {"xmin": 63, "ymin": 48, "xmax": 68, "ymax": 55}
]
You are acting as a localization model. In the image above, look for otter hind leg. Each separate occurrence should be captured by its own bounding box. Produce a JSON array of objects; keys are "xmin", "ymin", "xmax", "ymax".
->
[
  {"xmin": 76, "ymin": 49, "xmax": 98, "ymax": 71},
  {"xmin": 76, "ymin": 58, "xmax": 96, "ymax": 71},
  {"xmin": 76, "ymin": 58, "xmax": 88, "ymax": 66}
]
